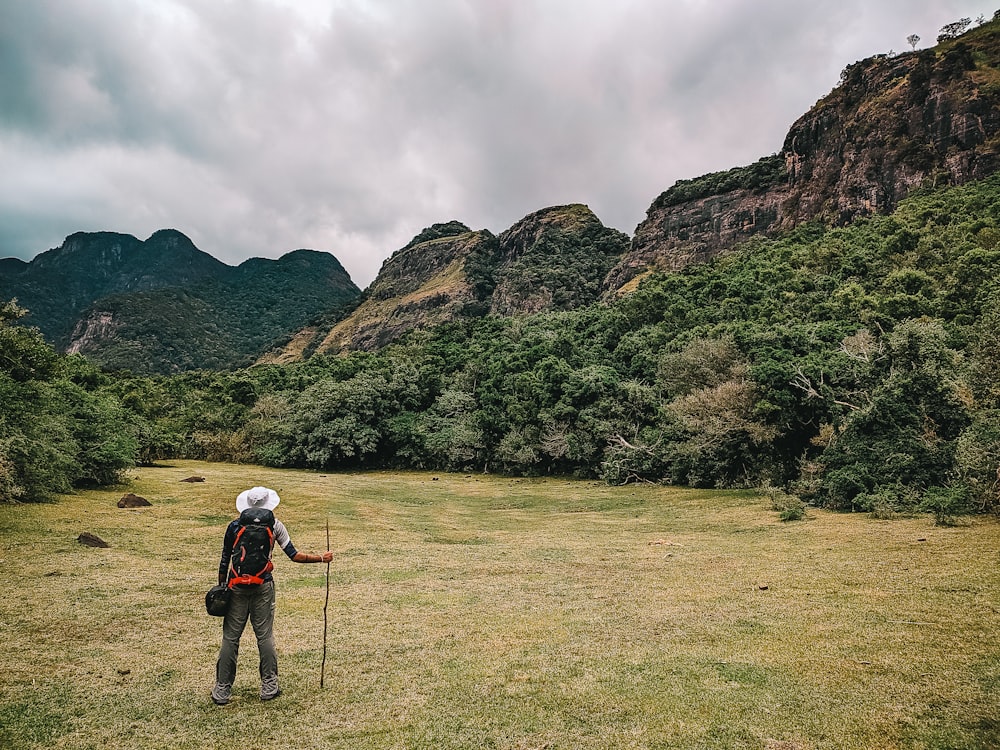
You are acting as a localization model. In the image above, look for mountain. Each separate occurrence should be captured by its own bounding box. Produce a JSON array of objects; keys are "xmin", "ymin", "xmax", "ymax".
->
[
  {"xmin": 5, "ymin": 18, "xmax": 999, "ymax": 372},
  {"xmin": 262, "ymin": 204, "xmax": 629, "ymax": 360},
  {"xmin": 273, "ymin": 18, "xmax": 1000, "ymax": 361},
  {"xmin": 609, "ymin": 16, "xmax": 1000, "ymax": 289},
  {"xmin": 0, "ymin": 230, "xmax": 361, "ymax": 373},
  {"xmin": 302, "ymin": 223, "xmax": 489, "ymax": 357},
  {"xmin": 0, "ymin": 229, "xmax": 229, "ymax": 345}
]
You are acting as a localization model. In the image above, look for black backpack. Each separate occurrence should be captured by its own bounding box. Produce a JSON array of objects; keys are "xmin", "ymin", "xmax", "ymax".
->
[{"xmin": 228, "ymin": 507, "xmax": 276, "ymax": 587}]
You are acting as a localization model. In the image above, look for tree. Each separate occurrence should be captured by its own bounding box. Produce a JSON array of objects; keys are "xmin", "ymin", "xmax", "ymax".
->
[
  {"xmin": 55, "ymin": 380, "xmax": 139, "ymax": 486},
  {"xmin": 907, "ymin": 34, "xmax": 920, "ymax": 51},
  {"xmin": 0, "ymin": 300, "xmax": 59, "ymax": 382},
  {"xmin": 423, "ymin": 387, "xmax": 485, "ymax": 471},
  {"xmin": 0, "ymin": 301, "xmax": 77, "ymax": 501},
  {"xmin": 665, "ymin": 376, "xmax": 779, "ymax": 487},
  {"xmin": 953, "ymin": 414, "xmax": 1000, "ymax": 512},
  {"xmin": 817, "ymin": 320, "xmax": 972, "ymax": 511},
  {"xmin": 938, "ymin": 18, "xmax": 972, "ymax": 42}
]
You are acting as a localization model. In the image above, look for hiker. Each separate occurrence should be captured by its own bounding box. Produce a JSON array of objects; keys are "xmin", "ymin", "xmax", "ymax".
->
[{"xmin": 210, "ymin": 486, "xmax": 333, "ymax": 705}]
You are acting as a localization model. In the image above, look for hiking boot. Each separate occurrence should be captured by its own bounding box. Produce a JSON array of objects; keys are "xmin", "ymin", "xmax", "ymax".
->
[
  {"xmin": 210, "ymin": 684, "xmax": 231, "ymax": 705},
  {"xmin": 261, "ymin": 688, "xmax": 282, "ymax": 702}
]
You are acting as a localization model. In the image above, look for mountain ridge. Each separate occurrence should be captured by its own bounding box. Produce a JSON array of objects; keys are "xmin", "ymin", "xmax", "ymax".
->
[
  {"xmin": 295, "ymin": 16, "xmax": 1000, "ymax": 356},
  {"xmin": 0, "ymin": 229, "xmax": 361, "ymax": 373},
  {"xmin": 4, "ymin": 16, "xmax": 1000, "ymax": 372}
]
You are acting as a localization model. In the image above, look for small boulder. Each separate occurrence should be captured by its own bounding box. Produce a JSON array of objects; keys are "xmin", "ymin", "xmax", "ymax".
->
[
  {"xmin": 180, "ymin": 476, "xmax": 206, "ymax": 483},
  {"xmin": 78, "ymin": 532, "xmax": 109, "ymax": 548},
  {"xmin": 118, "ymin": 493, "xmax": 151, "ymax": 508}
]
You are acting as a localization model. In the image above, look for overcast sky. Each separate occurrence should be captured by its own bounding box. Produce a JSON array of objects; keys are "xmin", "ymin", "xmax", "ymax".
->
[{"xmin": 1, "ymin": 1, "xmax": 996, "ymax": 288}]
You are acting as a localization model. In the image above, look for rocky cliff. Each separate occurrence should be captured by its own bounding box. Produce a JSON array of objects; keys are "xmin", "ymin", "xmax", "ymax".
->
[
  {"xmin": 310, "ymin": 224, "xmax": 490, "ymax": 355},
  {"xmin": 611, "ymin": 17, "xmax": 1000, "ymax": 289},
  {"xmin": 490, "ymin": 205, "xmax": 629, "ymax": 315}
]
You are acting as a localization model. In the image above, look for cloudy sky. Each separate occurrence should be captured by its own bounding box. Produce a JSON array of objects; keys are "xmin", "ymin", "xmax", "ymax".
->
[{"xmin": 1, "ymin": 1, "xmax": 996, "ymax": 288}]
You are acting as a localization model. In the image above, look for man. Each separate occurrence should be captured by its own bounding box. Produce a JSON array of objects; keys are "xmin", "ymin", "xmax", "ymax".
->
[{"xmin": 211, "ymin": 486, "xmax": 333, "ymax": 705}]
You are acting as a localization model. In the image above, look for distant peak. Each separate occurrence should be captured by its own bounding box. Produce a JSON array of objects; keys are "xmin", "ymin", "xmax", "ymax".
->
[
  {"xmin": 64, "ymin": 230, "xmax": 140, "ymax": 243},
  {"xmin": 404, "ymin": 221, "xmax": 472, "ymax": 250},
  {"xmin": 239, "ymin": 248, "xmax": 351, "ymax": 275},
  {"xmin": 146, "ymin": 228, "xmax": 194, "ymax": 244}
]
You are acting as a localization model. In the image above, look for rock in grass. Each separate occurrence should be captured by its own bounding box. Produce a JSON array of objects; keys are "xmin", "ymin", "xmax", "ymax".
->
[
  {"xmin": 77, "ymin": 532, "xmax": 109, "ymax": 548},
  {"xmin": 117, "ymin": 493, "xmax": 152, "ymax": 508},
  {"xmin": 180, "ymin": 476, "xmax": 206, "ymax": 483}
]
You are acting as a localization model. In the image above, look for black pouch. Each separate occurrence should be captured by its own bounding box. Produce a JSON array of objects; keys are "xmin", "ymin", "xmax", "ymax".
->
[{"xmin": 205, "ymin": 583, "xmax": 231, "ymax": 616}]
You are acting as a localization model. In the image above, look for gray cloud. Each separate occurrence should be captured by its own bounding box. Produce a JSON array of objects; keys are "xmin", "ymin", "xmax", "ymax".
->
[{"xmin": 0, "ymin": 0, "xmax": 995, "ymax": 287}]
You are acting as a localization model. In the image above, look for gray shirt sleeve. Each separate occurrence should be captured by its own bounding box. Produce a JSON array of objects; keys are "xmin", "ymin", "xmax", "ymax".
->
[{"xmin": 273, "ymin": 519, "xmax": 297, "ymax": 558}]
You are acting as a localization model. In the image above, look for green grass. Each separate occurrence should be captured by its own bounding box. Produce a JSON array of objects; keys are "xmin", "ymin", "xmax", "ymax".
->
[{"xmin": 2, "ymin": 461, "xmax": 999, "ymax": 749}]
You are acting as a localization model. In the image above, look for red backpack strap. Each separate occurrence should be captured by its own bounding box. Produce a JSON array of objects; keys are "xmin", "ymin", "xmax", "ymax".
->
[{"xmin": 228, "ymin": 572, "xmax": 268, "ymax": 587}]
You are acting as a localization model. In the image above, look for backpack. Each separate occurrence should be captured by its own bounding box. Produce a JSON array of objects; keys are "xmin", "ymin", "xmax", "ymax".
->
[{"xmin": 228, "ymin": 507, "xmax": 276, "ymax": 588}]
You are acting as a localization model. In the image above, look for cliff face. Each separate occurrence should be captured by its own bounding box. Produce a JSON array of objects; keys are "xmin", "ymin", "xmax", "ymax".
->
[
  {"xmin": 309, "ymin": 225, "xmax": 490, "ymax": 355},
  {"xmin": 66, "ymin": 311, "xmax": 119, "ymax": 355},
  {"xmin": 491, "ymin": 205, "xmax": 629, "ymax": 315},
  {"xmin": 613, "ymin": 20, "xmax": 1000, "ymax": 288}
]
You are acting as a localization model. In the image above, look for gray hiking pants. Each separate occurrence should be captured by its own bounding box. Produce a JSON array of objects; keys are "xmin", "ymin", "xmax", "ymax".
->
[{"xmin": 212, "ymin": 580, "xmax": 279, "ymax": 701}]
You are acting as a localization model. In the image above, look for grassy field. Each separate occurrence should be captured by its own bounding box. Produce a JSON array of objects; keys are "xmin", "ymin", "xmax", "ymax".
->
[{"xmin": 1, "ymin": 461, "xmax": 999, "ymax": 750}]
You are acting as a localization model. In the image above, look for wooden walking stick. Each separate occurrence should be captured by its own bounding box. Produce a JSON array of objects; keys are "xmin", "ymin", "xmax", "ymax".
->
[{"xmin": 320, "ymin": 517, "xmax": 331, "ymax": 688}]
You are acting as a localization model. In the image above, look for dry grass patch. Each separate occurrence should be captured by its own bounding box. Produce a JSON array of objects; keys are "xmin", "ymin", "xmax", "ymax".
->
[{"xmin": 2, "ymin": 461, "xmax": 999, "ymax": 749}]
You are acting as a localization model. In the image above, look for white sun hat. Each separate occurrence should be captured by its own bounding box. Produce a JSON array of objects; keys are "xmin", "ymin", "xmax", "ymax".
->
[{"xmin": 236, "ymin": 486, "xmax": 281, "ymax": 512}]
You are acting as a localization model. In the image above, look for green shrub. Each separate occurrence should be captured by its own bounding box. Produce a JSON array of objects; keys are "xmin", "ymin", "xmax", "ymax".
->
[
  {"xmin": 920, "ymin": 484, "xmax": 973, "ymax": 526},
  {"xmin": 853, "ymin": 485, "xmax": 921, "ymax": 519},
  {"xmin": 765, "ymin": 485, "xmax": 807, "ymax": 521},
  {"xmin": 953, "ymin": 415, "xmax": 1000, "ymax": 512}
]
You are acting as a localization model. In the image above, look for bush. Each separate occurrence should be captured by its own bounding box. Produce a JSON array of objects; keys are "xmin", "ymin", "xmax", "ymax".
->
[
  {"xmin": 765, "ymin": 485, "xmax": 807, "ymax": 521},
  {"xmin": 853, "ymin": 485, "xmax": 921, "ymax": 519},
  {"xmin": 920, "ymin": 485, "xmax": 973, "ymax": 526},
  {"xmin": 953, "ymin": 415, "xmax": 1000, "ymax": 512}
]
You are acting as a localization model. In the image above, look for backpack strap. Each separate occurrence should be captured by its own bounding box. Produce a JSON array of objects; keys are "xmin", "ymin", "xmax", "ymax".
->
[{"xmin": 228, "ymin": 570, "xmax": 272, "ymax": 588}]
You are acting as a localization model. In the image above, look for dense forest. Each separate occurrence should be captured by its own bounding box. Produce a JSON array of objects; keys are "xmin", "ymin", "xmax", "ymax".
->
[{"xmin": 4, "ymin": 174, "xmax": 1000, "ymax": 523}]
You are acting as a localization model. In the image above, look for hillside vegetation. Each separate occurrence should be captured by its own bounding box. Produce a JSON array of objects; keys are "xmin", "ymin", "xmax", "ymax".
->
[
  {"xmin": 119, "ymin": 176, "xmax": 1000, "ymax": 517},
  {"xmin": 4, "ymin": 175, "xmax": 995, "ymax": 517}
]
